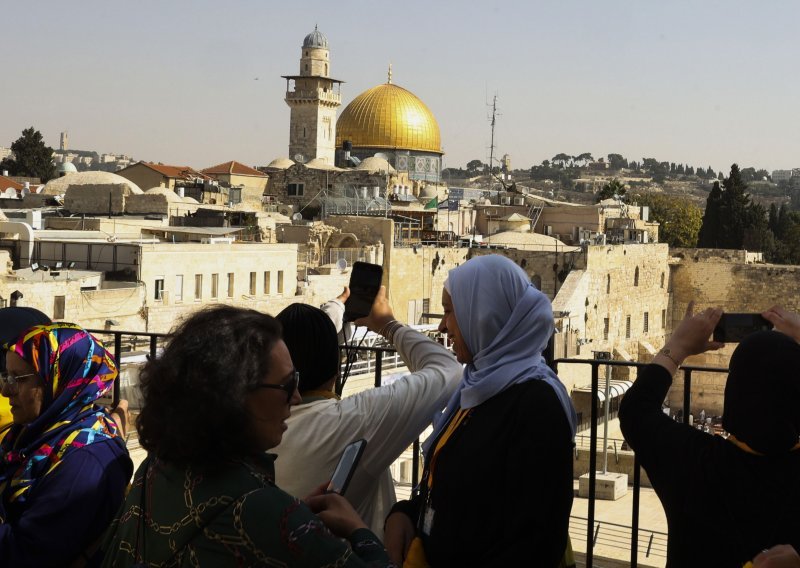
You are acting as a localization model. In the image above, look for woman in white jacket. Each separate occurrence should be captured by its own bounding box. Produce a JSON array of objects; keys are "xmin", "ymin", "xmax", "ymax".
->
[{"xmin": 273, "ymin": 286, "xmax": 461, "ymax": 537}]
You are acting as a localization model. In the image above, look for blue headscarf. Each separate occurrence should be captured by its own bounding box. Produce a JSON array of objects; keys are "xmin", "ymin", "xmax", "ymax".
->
[{"xmin": 427, "ymin": 255, "xmax": 577, "ymax": 450}]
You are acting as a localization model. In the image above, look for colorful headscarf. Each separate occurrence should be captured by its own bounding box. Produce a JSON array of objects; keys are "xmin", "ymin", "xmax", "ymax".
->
[
  {"xmin": 0, "ymin": 323, "xmax": 123, "ymax": 509},
  {"xmin": 427, "ymin": 255, "xmax": 577, "ymax": 451}
]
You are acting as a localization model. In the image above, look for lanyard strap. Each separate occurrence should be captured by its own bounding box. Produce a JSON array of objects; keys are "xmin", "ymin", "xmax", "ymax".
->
[{"xmin": 426, "ymin": 408, "xmax": 470, "ymax": 493}]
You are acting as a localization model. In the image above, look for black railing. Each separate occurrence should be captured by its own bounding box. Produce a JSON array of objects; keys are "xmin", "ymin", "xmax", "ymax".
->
[
  {"xmin": 553, "ymin": 357, "xmax": 728, "ymax": 567},
  {"xmin": 91, "ymin": 329, "xmax": 729, "ymax": 568}
]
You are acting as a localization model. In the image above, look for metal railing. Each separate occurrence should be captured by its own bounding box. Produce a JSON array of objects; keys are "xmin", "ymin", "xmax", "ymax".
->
[
  {"xmin": 90, "ymin": 328, "xmax": 729, "ymax": 568},
  {"xmin": 554, "ymin": 356, "xmax": 728, "ymax": 567}
]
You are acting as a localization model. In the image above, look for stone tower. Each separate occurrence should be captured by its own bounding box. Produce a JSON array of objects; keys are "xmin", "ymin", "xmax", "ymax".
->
[{"xmin": 282, "ymin": 26, "xmax": 342, "ymax": 165}]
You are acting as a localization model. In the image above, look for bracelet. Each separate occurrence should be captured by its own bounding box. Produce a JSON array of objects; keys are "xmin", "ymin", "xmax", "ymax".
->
[
  {"xmin": 658, "ymin": 348, "xmax": 681, "ymax": 367},
  {"xmin": 378, "ymin": 319, "xmax": 404, "ymax": 343}
]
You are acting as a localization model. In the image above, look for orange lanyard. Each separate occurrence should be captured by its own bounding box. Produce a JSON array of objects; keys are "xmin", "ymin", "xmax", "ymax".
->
[{"xmin": 426, "ymin": 408, "xmax": 470, "ymax": 493}]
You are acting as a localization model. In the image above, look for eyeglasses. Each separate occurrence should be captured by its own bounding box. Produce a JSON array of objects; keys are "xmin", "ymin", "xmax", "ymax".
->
[
  {"xmin": 0, "ymin": 372, "xmax": 38, "ymax": 391},
  {"xmin": 252, "ymin": 371, "xmax": 299, "ymax": 402}
]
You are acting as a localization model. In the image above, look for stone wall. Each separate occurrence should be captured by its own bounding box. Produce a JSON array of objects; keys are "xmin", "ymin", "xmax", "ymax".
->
[{"xmin": 64, "ymin": 185, "xmax": 129, "ymax": 214}]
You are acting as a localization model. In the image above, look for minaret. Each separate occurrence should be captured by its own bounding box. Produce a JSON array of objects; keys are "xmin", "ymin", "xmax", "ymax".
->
[
  {"xmin": 60, "ymin": 131, "xmax": 68, "ymax": 151},
  {"xmin": 282, "ymin": 26, "xmax": 343, "ymax": 165}
]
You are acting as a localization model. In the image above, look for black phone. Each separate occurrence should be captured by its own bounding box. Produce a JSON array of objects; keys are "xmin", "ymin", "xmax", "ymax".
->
[
  {"xmin": 344, "ymin": 262, "xmax": 383, "ymax": 322},
  {"xmin": 326, "ymin": 439, "xmax": 367, "ymax": 495},
  {"xmin": 713, "ymin": 313, "xmax": 773, "ymax": 343}
]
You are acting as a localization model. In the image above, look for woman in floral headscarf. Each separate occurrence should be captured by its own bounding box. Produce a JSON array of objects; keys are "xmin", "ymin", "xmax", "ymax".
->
[{"xmin": 0, "ymin": 323, "xmax": 132, "ymax": 567}]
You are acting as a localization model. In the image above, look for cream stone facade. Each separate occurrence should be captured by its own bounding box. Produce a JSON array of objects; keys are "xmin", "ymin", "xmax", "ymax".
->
[{"xmin": 283, "ymin": 27, "xmax": 342, "ymax": 165}]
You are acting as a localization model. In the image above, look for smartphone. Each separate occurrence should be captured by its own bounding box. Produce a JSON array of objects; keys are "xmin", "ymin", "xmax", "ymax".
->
[
  {"xmin": 326, "ymin": 439, "xmax": 367, "ymax": 495},
  {"xmin": 713, "ymin": 313, "xmax": 773, "ymax": 343},
  {"xmin": 344, "ymin": 262, "xmax": 383, "ymax": 322}
]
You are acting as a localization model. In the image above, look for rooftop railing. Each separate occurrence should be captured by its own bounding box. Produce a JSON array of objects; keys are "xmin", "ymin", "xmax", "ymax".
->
[{"xmin": 91, "ymin": 328, "xmax": 729, "ymax": 568}]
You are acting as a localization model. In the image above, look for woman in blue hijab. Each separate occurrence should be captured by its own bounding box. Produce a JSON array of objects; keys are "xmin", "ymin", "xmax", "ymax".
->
[{"xmin": 385, "ymin": 254, "xmax": 577, "ymax": 567}]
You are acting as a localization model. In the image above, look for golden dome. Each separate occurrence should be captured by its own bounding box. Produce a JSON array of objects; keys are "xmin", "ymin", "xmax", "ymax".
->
[{"xmin": 336, "ymin": 83, "xmax": 442, "ymax": 154}]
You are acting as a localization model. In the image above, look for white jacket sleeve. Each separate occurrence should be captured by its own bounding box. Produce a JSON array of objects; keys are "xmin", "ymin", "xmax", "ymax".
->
[{"xmin": 338, "ymin": 326, "xmax": 462, "ymax": 477}]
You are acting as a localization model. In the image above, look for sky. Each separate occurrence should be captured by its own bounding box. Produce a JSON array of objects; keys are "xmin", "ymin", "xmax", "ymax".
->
[{"xmin": 2, "ymin": 0, "xmax": 798, "ymax": 174}]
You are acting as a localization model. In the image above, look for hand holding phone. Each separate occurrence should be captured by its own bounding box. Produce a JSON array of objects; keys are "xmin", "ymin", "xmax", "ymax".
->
[
  {"xmin": 326, "ymin": 439, "xmax": 367, "ymax": 495},
  {"xmin": 713, "ymin": 313, "xmax": 773, "ymax": 343},
  {"xmin": 344, "ymin": 262, "xmax": 383, "ymax": 322}
]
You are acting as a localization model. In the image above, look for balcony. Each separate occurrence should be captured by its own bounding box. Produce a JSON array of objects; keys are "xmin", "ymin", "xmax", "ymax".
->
[{"xmin": 91, "ymin": 329, "xmax": 727, "ymax": 567}]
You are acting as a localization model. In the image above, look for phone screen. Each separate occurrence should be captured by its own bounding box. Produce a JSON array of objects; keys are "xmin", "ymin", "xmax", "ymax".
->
[
  {"xmin": 344, "ymin": 262, "xmax": 383, "ymax": 322},
  {"xmin": 326, "ymin": 439, "xmax": 367, "ymax": 495},
  {"xmin": 713, "ymin": 313, "xmax": 772, "ymax": 343}
]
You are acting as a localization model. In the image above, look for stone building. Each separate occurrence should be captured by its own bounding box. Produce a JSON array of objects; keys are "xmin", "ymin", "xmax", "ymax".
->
[
  {"xmin": 282, "ymin": 26, "xmax": 343, "ymax": 166},
  {"xmin": 200, "ymin": 160, "xmax": 268, "ymax": 208}
]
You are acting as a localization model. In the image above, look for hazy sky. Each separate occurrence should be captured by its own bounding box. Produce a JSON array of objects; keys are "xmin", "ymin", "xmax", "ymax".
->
[{"xmin": 2, "ymin": 1, "xmax": 798, "ymax": 174}]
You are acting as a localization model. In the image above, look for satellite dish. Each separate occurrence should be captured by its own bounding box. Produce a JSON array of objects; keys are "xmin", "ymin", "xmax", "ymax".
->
[
  {"xmin": 291, "ymin": 213, "xmax": 303, "ymax": 221},
  {"xmin": 336, "ymin": 258, "xmax": 348, "ymax": 271},
  {"xmin": 294, "ymin": 153, "xmax": 306, "ymax": 164}
]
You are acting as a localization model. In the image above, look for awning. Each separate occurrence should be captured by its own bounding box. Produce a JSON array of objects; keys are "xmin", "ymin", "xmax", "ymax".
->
[{"xmin": 573, "ymin": 380, "xmax": 633, "ymax": 402}]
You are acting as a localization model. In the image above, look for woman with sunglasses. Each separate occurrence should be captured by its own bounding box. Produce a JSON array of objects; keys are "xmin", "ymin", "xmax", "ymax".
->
[
  {"xmin": 0, "ymin": 322, "xmax": 132, "ymax": 566},
  {"xmin": 101, "ymin": 305, "xmax": 394, "ymax": 567}
]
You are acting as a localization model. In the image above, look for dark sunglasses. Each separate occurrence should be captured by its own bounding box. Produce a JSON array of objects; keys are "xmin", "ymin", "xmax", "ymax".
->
[{"xmin": 252, "ymin": 370, "xmax": 299, "ymax": 402}]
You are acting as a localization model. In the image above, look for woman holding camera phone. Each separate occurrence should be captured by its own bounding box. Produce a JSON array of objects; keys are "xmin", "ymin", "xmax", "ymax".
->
[
  {"xmin": 619, "ymin": 303, "xmax": 800, "ymax": 567},
  {"xmin": 384, "ymin": 254, "xmax": 577, "ymax": 567}
]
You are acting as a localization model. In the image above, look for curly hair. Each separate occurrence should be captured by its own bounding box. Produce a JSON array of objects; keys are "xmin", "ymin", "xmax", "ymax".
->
[{"xmin": 136, "ymin": 305, "xmax": 283, "ymax": 467}]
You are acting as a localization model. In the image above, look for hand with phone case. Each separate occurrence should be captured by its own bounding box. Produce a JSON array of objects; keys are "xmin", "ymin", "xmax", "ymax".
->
[
  {"xmin": 655, "ymin": 302, "xmax": 724, "ymax": 369},
  {"xmin": 762, "ymin": 306, "xmax": 800, "ymax": 344}
]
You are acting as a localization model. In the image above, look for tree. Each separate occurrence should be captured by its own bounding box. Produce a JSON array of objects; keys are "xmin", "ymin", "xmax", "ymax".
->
[
  {"xmin": 697, "ymin": 181, "xmax": 724, "ymax": 247},
  {"xmin": 466, "ymin": 159, "xmax": 484, "ymax": 173},
  {"xmin": 607, "ymin": 153, "xmax": 628, "ymax": 170},
  {"xmin": 551, "ymin": 153, "xmax": 572, "ymax": 168},
  {"xmin": 0, "ymin": 127, "xmax": 55, "ymax": 182},
  {"xmin": 575, "ymin": 152, "xmax": 593, "ymax": 166},
  {"xmin": 597, "ymin": 178, "xmax": 626, "ymax": 202},
  {"xmin": 698, "ymin": 164, "xmax": 756, "ymax": 249},
  {"xmin": 632, "ymin": 192, "xmax": 703, "ymax": 247}
]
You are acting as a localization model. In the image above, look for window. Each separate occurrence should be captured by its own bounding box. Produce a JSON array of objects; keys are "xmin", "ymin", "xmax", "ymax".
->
[
  {"xmin": 175, "ymin": 275, "xmax": 184, "ymax": 302},
  {"xmin": 606, "ymin": 274, "xmax": 611, "ymax": 294},
  {"xmin": 625, "ymin": 315, "xmax": 631, "ymax": 339},
  {"xmin": 634, "ymin": 266, "xmax": 640, "ymax": 287},
  {"xmin": 644, "ymin": 311, "xmax": 649, "ymax": 333},
  {"xmin": 154, "ymin": 278, "xmax": 164, "ymax": 300},
  {"xmin": 229, "ymin": 187, "xmax": 242, "ymax": 206},
  {"xmin": 249, "ymin": 272, "xmax": 257, "ymax": 295},
  {"xmin": 211, "ymin": 273, "xmax": 219, "ymax": 299},
  {"xmin": 287, "ymin": 183, "xmax": 304, "ymax": 196},
  {"xmin": 603, "ymin": 317, "xmax": 609, "ymax": 340},
  {"xmin": 662, "ymin": 309, "xmax": 666, "ymax": 329},
  {"xmin": 277, "ymin": 270, "xmax": 284, "ymax": 294},
  {"xmin": 227, "ymin": 273, "xmax": 235, "ymax": 298},
  {"xmin": 660, "ymin": 271, "xmax": 665, "ymax": 288},
  {"xmin": 195, "ymin": 274, "xmax": 203, "ymax": 300},
  {"xmin": 53, "ymin": 296, "xmax": 65, "ymax": 320},
  {"xmin": 264, "ymin": 271, "xmax": 271, "ymax": 295}
]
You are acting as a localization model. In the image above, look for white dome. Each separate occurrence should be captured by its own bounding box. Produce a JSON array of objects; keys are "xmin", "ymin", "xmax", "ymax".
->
[
  {"xmin": 42, "ymin": 171, "xmax": 143, "ymax": 195},
  {"xmin": 266, "ymin": 157, "xmax": 295, "ymax": 170},
  {"xmin": 144, "ymin": 187, "xmax": 182, "ymax": 203},
  {"xmin": 356, "ymin": 156, "xmax": 395, "ymax": 174}
]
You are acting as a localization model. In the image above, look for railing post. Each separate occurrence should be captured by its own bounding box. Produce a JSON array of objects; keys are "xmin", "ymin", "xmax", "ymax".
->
[
  {"xmin": 586, "ymin": 361, "xmax": 600, "ymax": 568},
  {"xmin": 113, "ymin": 332, "xmax": 122, "ymax": 404},
  {"xmin": 374, "ymin": 350, "xmax": 383, "ymax": 388},
  {"xmin": 631, "ymin": 454, "xmax": 641, "ymax": 568},
  {"xmin": 682, "ymin": 368, "xmax": 693, "ymax": 425}
]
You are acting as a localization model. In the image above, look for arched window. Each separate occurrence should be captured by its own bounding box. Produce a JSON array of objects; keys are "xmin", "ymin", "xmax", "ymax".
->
[
  {"xmin": 606, "ymin": 274, "xmax": 611, "ymax": 294},
  {"xmin": 634, "ymin": 266, "xmax": 640, "ymax": 287},
  {"xmin": 660, "ymin": 271, "xmax": 665, "ymax": 288},
  {"xmin": 520, "ymin": 258, "xmax": 527, "ymax": 268},
  {"xmin": 531, "ymin": 275, "xmax": 542, "ymax": 290},
  {"xmin": 325, "ymin": 63, "xmax": 328, "ymax": 75}
]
